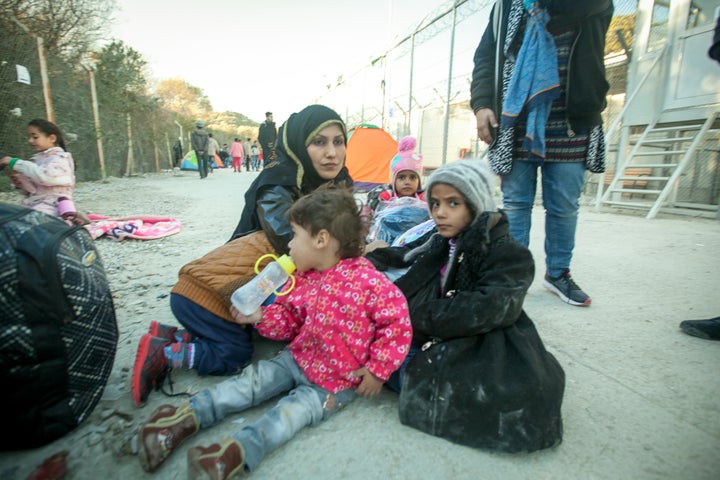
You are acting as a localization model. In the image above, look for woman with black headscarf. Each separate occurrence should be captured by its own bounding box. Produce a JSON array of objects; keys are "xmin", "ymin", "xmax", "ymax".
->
[
  {"xmin": 230, "ymin": 104, "xmax": 353, "ymax": 249},
  {"xmin": 131, "ymin": 105, "xmax": 353, "ymax": 407}
]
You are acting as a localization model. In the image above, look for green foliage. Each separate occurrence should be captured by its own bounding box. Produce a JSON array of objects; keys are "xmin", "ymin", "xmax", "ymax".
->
[{"xmin": 94, "ymin": 40, "xmax": 148, "ymax": 109}]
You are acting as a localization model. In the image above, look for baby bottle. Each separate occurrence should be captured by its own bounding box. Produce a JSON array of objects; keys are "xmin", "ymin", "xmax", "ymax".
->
[{"xmin": 231, "ymin": 254, "xmax": 296, "ymax": 315}]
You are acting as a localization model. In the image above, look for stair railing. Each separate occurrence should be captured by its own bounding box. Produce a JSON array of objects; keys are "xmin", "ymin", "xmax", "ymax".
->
[{"xmin": 595, "ymin": 45, "xmax": 668, "ymax": 209}]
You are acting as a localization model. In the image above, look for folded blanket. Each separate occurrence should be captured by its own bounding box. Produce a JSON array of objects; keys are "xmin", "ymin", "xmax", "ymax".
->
[{"xmin": 84, "ymin": 214, "xmax": 182, "ymax": 241}]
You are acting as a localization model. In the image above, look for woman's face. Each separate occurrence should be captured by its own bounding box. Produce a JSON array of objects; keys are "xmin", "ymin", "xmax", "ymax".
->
[
  {"xmin": 27, "ymin": 125, "xmax": 57, "ymax": 152},
  {"xmin": 306, "ymin": 124, "xmax": 346, "ymax": 180}
]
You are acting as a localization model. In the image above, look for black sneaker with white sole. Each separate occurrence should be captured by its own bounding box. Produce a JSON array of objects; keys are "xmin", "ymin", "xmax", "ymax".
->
[{"xmin": 543, "ymin": 270, "xmax": 591, "ymax": 306}]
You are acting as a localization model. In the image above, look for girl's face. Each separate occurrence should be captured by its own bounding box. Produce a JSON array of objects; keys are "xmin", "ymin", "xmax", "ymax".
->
[
  {"xmin": 27, "ymin": 125, "xmax": 57, "ymax": 152},
  {"xmin": 394, "ymin": 170, "xmax": 421, "ymax": 197},
  {"xmin": 306, "ymin": 124, "xmax": 346, "ymax": 180},
  {"xmin": 288, "ymin": 222, "xmax": 319, "ymax": 272},
  {"xmin": 429, "ymin": 183, "xmax": 473, "ymax": 238}
]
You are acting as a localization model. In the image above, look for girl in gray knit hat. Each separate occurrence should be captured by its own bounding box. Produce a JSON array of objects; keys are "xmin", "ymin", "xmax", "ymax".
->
[{"xmin": 366, "ymin": 158, "xmax": 566, "ymax": 454}]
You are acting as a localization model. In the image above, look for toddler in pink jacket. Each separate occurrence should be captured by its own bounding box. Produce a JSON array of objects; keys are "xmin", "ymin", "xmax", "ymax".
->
[{"xmin": 136, "ymin": 186, "xmax": 411, "ymax": 477}]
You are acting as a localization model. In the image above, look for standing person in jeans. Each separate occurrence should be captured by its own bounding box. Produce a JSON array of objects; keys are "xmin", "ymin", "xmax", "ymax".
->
[
  {"xmin": 242, "ymin": 137, "xmax": 252, "ymax": 172},
  {"xmin": 258, "ymin": 111, "xmax": 277, "ymax": 163},
  {"xmin": 191, "ymin": 120, "xmax": 209, "ymax": 179},
  {"xmin": 471, "ymin": 0, "xmax": 613, "ymax": 306},
  {"xmin": 251, "ymin": 140, "xmax": 260, "ymax": 171}
]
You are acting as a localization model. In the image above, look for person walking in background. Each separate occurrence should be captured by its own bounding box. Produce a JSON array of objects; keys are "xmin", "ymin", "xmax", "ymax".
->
[
  {"xmin": 251, "ymin": 140, "xmax": 260, "ymax": 171},
  {"xmin": 191, "ymin": 120, "xmax": 210, "ymax": 179},
  {"xmin": 219, "ymin": 143, "xmax": 230, "ymax": 168},
  {"xmin": 470, "ymin": 0, "xmax": 613, "ymax": 307},
  {"xmin": 258, "ymin": 111, "xmax": 277, "ymax": 163},
  {"xmin": 207, "ymin": 133, "xmax": 220, "ymax": 174},
  {"xmin": 230, "ymin": 137, "xmax": 245, "ymax": 173},
  {"xmin": 172, "ymin": 137, "xmax": 183, "ymax": 168},
  {"xmin": 243, "ymin": 137, "xmax": 252, "ymax": 172}
]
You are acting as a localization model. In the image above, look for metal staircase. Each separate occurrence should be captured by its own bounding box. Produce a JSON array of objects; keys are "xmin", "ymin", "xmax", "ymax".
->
[{"xmin": 599, "ymin": 112, "xmax": 719, "ymax": 219}]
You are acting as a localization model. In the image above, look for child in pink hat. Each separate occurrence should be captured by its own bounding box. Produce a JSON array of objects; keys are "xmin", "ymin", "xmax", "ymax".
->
[
  {"xmin": 379, "ymin": 135, "xmax": 425, "ymax": 202},
  {"xmin": 367, "ymin": 136, "xmax": 429, "ymax": 245}
]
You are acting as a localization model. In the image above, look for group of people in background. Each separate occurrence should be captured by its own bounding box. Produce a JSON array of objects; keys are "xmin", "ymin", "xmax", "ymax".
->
[{"xmin": 192, "ymin": 119, "xmax": 273, "ymax": 177}]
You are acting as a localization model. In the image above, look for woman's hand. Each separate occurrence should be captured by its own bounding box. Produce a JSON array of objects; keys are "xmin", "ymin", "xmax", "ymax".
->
[
  {"xmin": 229, "ymin": 305, "xmax": 262, "ymax": 324},
  {"xmin": 475, "ymin": 108, "xmax": 498, "ymax": 145}
]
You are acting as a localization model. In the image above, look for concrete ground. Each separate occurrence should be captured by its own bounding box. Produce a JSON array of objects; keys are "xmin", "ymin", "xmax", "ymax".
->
[{"xmin": 0, "ymin": 169, "xmax": 718, "ymax": 479}]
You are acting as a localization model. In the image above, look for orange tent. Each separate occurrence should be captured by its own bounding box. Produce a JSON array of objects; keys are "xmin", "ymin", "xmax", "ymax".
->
[{"xmin": 345, "ymin": 124, "xmax": 397, "ymax": 192}]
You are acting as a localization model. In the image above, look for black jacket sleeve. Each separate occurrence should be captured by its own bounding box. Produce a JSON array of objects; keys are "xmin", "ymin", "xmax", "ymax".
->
[
  {"xmin": 255, "ymin": 185, "xmax": 295, "ymax": 255},
  {"xmin": 469, "ymin": 2, "xmax": 502, "ymax": 114}
]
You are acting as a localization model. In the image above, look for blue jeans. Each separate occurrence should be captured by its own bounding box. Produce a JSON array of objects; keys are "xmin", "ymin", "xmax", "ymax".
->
[
  {"xmin": 190, "ymin": 349, "xmax": 356, "ymax": 473},
  {"xmin": 500, "ymin": 160, "xmax": 585, "ymax": 278}
]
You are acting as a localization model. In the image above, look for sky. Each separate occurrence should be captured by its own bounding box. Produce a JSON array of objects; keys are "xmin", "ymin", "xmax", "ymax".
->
[{"xmin": 110, "ymin": 0, "xmax": 448, "ymax": 124}]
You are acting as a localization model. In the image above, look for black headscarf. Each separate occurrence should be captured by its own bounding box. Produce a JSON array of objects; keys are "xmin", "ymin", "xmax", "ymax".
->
[{"xmin": 230, "ymin": 104, "xmax": 353, "ymax": 240}]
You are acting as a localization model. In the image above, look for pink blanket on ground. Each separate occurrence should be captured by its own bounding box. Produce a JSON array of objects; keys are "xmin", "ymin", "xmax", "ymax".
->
[{"xmin": 84, "ymin": 213, "xmax": 182, "ymax": 241}]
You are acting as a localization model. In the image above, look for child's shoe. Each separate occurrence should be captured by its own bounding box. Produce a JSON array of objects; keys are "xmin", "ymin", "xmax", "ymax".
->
[
  {"xmin": 149, "ymin": 320, "xmax": 192, "ymax": 343},
  {"xmin": 139, "ymin": 403, "xmax": 199, "ymax": 472},
  {"xmin": 187, "ymin": 438, "xmax": 245, "ymax": 480},
  {"xmin": 131, "ymin": 334, "xmax": 171, "ymax": 407}
]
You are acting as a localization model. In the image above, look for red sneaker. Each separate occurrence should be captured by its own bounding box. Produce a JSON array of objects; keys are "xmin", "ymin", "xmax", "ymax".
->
[
  {"xmin": 148, "ymin": 320, "xmax": 191, "ymax": 343},
  {"xmin": 131, "ymin": 334, "xmax": 170, "ymax": 407}
]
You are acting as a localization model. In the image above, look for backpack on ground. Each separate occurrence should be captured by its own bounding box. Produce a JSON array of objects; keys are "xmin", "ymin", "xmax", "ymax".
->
[{"xmin": 0, "ymin": 203, "xmax": 118, "ymax": 450}]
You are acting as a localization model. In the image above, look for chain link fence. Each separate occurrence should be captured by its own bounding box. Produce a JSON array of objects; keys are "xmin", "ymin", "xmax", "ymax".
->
[{"xmin": 1, "ymin": 15, "xmax": 180, "ymax": 191}]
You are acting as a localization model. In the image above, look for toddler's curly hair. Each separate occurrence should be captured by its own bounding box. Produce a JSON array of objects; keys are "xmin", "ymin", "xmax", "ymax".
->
[{"xmin": 287, "ymin": 185, "xmax": 365, "ymax": 259}]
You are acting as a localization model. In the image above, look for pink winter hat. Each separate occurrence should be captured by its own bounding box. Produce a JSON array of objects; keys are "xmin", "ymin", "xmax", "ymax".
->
[{"xmin": 390, "ymin": 136, "xmax": 423, "ymax": 191}]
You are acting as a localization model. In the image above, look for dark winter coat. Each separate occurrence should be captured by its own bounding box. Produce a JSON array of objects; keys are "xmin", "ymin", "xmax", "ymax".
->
[
  {"xmin": 367, "ymin": 211, "xmax": 565, "ymax": 453},
  {"xmin": 470, "ymin": 0, "xmax": 614, "ymax": 130}
]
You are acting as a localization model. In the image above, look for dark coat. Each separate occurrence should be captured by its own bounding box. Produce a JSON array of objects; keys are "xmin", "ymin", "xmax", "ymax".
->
[
  {"xmin": 367, "ymin": 212, "xmax": 565, "ymax": 453},
  {"xmin": 470, "ymin": 0, "xmax": 614, "ymax": 130}
]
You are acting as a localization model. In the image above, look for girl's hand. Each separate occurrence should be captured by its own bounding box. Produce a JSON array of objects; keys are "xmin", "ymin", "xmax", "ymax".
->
[
  {"xmin": 229, "ymin": 305, "xmax": 262, "ymax": 324},
  {"xmin": 352, "ymin": 367, "xmax": 383, "ymax": 397},
  {"xmin": 0, "ymin": 156, "xmax": 11, "ymax": 168}
]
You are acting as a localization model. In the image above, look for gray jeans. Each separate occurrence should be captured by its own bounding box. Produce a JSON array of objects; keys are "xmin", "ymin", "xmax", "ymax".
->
[{"xmin": 190, "ymin": 349, "xmax": 357, "ymax": 472}]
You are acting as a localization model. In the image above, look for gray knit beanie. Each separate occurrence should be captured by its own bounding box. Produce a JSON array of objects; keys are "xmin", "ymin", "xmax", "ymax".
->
[{"xmin": 425, "ymin": 159, "xmax": 498, "ymax": 219}]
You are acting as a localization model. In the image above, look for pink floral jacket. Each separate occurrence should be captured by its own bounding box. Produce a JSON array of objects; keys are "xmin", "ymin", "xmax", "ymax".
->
[
  {"xmin": 257, "ymin": 256, "xmax": 412, "ymax": 394},
  {"xmin": 11, "ymin": 147, "xmax": 75, "ymax": 217}
]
